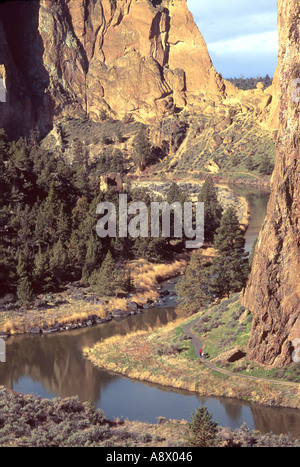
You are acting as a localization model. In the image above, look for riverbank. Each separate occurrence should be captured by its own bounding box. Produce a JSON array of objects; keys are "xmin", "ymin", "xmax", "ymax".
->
[
  {"xmin": 1, "ymin": 386, "xmax": 298, "ymax": 447},
  {"xmin": 129, "ymin": 173, "xmax": 271, "ymax": 189},
  {"xmin": 0, "ymin": 181, "xmax": 251, "ymax": 339},
  {"xmin": 0, "ymin": 257, "xmax": 188, "ymax": 338},
  {"xmin": 83, "ymin": 294, "xmax": 300, "ymax": 410}
]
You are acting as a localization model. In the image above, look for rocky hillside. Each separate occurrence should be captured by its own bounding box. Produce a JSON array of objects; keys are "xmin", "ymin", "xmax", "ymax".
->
[
  {"xmin": 242, "ymin": 0, "xmax": 300, "ymax": 367},
  {"xmin": 0, "ymin": 0, "xmax": 225, "ymax": 138},
  {"xmin": 0, "ymin": 0, "xmax": 277, "ymax": 143}
]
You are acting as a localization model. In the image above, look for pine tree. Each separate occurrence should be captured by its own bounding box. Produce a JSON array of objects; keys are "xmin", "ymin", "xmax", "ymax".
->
[
  {"xmin": 88, "ymin": 250, "xmax": 120, "ymax": 297},
  {"xmin": 133, "ymin": 128, "xmax": 153, "ymax": 171},
  {"xmin": 198, "ymin": 177, "xmax": 223, "ymax": 242},
  {"xmin": 56, "ymin": 204, "xmax": 69, "ymax": 243},
  {"xmin": 175, "ymin": 250, "xmax": 209, "ymax": 313},
  {"xmin": 49, "ymin": 239, "xmax": 68, "ymax": 284},
  {"xmin": 82, "ymin": 233, "xmax": 101, "ymax": 281},
  {"xmin": 259, "ymin": 154, "xmax": 274, "ymax": 175},
  {"xmin": 16, "ymin": 251, "xmax": 34, "ymax": 307},
  {"xmin": 33, "ymin": 245, "xmax": 53, "ymax": 291},
  {"xmin": 67, "ymin": 231, "xmax": 85, "ymax": 274},
  {"xmin": 209, "ymin": 207, "xmax": 250, "ymax": 299},
  {"xmin": 167, "ymin": 182, "xmax": 189, "ymax": 205},
  {"xmin": 0, "ymin": 128, "xmax": 8, "ymax": 162},
  {"xmin": 188, "ymin": 407, "xmax": 218, "ymax": 447},
  {"xmin": 35, "ymin": 182, "xmax": 66, "ymax": 245}
]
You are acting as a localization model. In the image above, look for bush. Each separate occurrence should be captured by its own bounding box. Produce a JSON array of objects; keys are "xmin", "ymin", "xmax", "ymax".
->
[{"xmin": 188, "ymin": 407, "xmax": 218, "ymax": 447}]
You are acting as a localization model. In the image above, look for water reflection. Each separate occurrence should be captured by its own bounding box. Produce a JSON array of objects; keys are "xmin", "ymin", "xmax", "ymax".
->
[
  {"xmin": 224, "ymin": 184, "xmax": 270, "ymax": 253},
  {"xmin": 0, "ymin": 306, "xmax": 184, "ymax": 403},
  {"xmin": 1, "ymin": 304, "xmax": 300, "ymax": 438},
  {"xmin": 1, "ymin": 187, "xmax": 299, "ymax": 439}
]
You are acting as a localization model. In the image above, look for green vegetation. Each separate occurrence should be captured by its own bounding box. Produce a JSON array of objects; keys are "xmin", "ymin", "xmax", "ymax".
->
[
  {"xmin": 226, "ymin": 74, "xmax": 273, "ymax": 90},
  {"xmin": 209, "ymin": 207, "xmax": 250, "ymax": 299},
  {"xmin": 88, "ymin": 250, "xmax": 124, "ymax": 297},
  {"xmin": 175, "ymin": 251, "xmax": 209, "ymax": 313},
  {"xmin": 0, "ymin": 128, "xmax": 187, "ymax": 309},
  {"xmin": 188, "ymin": 407, "xmax": 218, "ymax": 447},
  {"xmin": 1, "ymin": 386, "xmax": 299, "ymax": 447},
  {"xmin": 154, "ymin": 111, "xmax": 276, "ymax": 180},
  {"xmin": 198, "ymin": 176, "xmax": 223, "ymax": 242},
  {"xmin": 192, "ymin": 294, "xmax": 300, "ymax": 384},
  {"xmin": 176, "ymin": 185, "xmax": 249, "ymax": 308}
]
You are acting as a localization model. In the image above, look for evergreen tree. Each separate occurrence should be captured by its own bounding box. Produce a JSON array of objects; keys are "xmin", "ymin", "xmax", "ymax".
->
[
  {"xmin": 245, "ymin": 154, "xmax": 255, "ymax": 171},
  {"xmin": 82, "ymin": 233, "xmax": 101, "ymax": 281},
  {"xmin": 67, "ymin": 231, "xmax": 85, "ymax": 276},
  {"xmin": 259, "ymin": 154, "xmax": 274, "ymax": 175},
  {"xmin": 175, "ymin": 250, "xmax": 209, "ymax": 313},
  {"xmin": 34, "ymin": 245, "xmax": 49, "ymax": 284},
  {"xmin": 56, "ymin": 204, "xmax": 70, "ymax": 243},
  {"xmin": 209, "ymin": 207, "xmax": 250, "ymax": 299},
  {"xmin": 35, "ymin": 182, "xmax": 66, "ymax": 245},
  {"xmin": 9, "ymin": 138, "xmax": 32, "ymax": 172},
  {"xmin": 133, "ymin": 236, "xmax": 166, "ymax": 263},
  {"xmin": 49, "ymin": 239, "xmax": 68, "ymax": 284},
  {"xmin": 88, "ymin": 251, "xmax": 121, "ymax": 297},
  {"xmin": 16, "ymin": 251, "xmax": 34, "ymax": 306},
  {"xmin": 188, "ymin": 407, "xmax": 218, "ymax": 447},
  {"xmin": 133, "ymin": 128, "xmax": 153, "ymax": 171},
  {"xmin": 0, "ymin": 128, "xmax": 8, "ymax": 162},
  {"xmin": 167, "ymin": 182, "xmax": 189, "ymax": 205},
  {"xmin": 198, "ymin": 177, "xmax": 223, "ymax": 242}
]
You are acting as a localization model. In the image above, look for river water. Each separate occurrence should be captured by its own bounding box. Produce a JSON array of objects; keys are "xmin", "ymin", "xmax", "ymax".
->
[{"xmin": 1, "ymin": 185, "xmax": 300, "ymax": 439}]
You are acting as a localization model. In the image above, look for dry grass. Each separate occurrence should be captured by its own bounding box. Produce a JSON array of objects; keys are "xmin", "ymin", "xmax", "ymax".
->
[
  {"xmin": 127, "ymin": 257, "xmax": 187, "ymax": 295},
  {"xmin": 83, "ymin": 315, "xmax": 300, "ymax": 410},
  {"xmin": 0, "ymin": 257, "xmax": 188, "ymax": 335},
  {"xmin": 0, "ymin": 301, "xmax": 108, "ymax": 334}
]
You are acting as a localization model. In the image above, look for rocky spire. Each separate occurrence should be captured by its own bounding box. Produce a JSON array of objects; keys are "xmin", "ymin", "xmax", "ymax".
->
[{"xmin": 242, "ymin": 0, "xmax": 300, "ymax": 367}]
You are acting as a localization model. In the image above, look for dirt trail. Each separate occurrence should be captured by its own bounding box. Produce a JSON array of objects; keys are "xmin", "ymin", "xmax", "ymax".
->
[{"xmin": 183, "ymin": 317, "xmax": 300, "ymax": 388}]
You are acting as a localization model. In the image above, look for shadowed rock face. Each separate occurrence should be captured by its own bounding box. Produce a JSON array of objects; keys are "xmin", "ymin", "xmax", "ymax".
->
[
  {"xmin": 0, "ymin": 0, "xmax": 225, "ymax": 138},
  {"xmin": 242, "ymin": 0, "xmax": 300, "ymax": 367},
  {"xmin": 0, "ymin": 1, "xmax": 53, "ymax": 138}
]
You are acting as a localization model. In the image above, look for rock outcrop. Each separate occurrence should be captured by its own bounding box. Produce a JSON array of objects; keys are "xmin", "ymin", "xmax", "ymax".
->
[
  {"xmin": 0, "ymin": 0, "xmax": 227, "ymax": 138},
  {"xmin": 242, "ymin": 0, "xmax": 300, "ymax": 367}
]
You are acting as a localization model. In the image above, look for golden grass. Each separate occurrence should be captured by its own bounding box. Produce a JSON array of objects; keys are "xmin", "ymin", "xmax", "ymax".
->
[
  {"xmin": 0, "ymin": 257, "xmax": 188, "ymax": 335},
  {"xmin": 126, "ymin": 257, "xmax": 187, "ymax": 296},
  {"xmin": 83, "ymin": 315, "xmax": 300, "ymax": 410}
]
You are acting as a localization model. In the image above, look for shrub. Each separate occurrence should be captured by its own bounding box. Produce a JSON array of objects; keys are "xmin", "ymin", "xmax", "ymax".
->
[{"xmin": 188, "ymin": 407, "xmax": 218, "ymax": 447}]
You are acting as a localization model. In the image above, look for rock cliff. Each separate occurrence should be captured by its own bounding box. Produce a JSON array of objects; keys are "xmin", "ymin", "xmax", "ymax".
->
[
  {"xmin": 0, "ymin": 0, "xmax": 227, "ymax": 138},
  {"xmin": 242, "ymin": 0, "xmax": 300, "ymax": 367}
]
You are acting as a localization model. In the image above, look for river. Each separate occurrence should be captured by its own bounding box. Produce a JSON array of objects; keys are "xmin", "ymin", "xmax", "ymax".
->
[{"xmin": 1, "ymin": 184, "xmax": 300, "ymax": 439}]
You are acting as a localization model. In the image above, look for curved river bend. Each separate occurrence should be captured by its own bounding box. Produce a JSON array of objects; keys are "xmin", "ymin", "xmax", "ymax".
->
[{"xmin": 1, "ymin": 185, "xmax": 300, "ymax": 438}]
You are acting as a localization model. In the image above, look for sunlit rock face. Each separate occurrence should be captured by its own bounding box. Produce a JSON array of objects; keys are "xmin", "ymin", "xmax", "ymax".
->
[
  {"xmin": 0, "ymin": 0, "xmax": 226, "ymax": 137},
  {"xmin": 242, "ymin": 0, "xmax": 300, "ymax": 367}
]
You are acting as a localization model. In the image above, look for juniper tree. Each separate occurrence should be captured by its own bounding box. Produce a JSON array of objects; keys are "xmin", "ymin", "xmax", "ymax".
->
[
  {"xmin": 209, "ymin": 207, "xmax": 250, "ymax": 299},
  {"xmin": 16, "ymin": 251, "xmax": 34, "ymax": 307},
  {"xmin": 175, "ymin": 250, "xmax": 210, "ymax": 313},
  {"xmin": 197, "ymin": 176, "xmax": 223, "ymax": 242},
  {"xmin": 88, "ymin": 250, "xmax": 121, "ymax": 297},
  {"xmin": 133, "ymin": 127, "xmax": 153, "ymax": 171},
  {"xmin": 82, "ymin": 232, "xmax": 101, "ymax": 281},
  {"xmin": 188, "ymin": 407, "xmax": 218, "ymax": 447}
]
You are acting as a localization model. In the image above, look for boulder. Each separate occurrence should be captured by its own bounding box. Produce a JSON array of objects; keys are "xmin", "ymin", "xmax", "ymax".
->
[{"xmin": 112, "ymin": 309, "xmax": 130, "ymax": 318}]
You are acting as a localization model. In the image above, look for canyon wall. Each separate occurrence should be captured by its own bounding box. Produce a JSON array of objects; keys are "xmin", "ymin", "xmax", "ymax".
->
[
  {"xmin": 0, "ymin": 0, "xmax": 226, "ymax": 138},
  {"xmin": 242, "ymin": 0, "xmax": 300, "ymax": 367}
]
